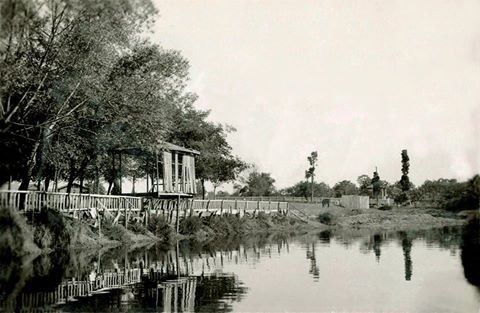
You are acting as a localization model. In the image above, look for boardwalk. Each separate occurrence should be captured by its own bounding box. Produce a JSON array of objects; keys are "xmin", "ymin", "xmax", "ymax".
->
[{"xmin": 0, "ymin": 190, "xmax": 289, "ymax": 229}]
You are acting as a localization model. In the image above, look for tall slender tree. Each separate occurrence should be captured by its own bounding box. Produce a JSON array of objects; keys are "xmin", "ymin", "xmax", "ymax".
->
[
  {"xmin": 305, "ymin": 151, "xmax": 318, "ymax": 202},
  {"xmin": 400, "ymin": 150, "xmax": 411, "ymax": 192}
]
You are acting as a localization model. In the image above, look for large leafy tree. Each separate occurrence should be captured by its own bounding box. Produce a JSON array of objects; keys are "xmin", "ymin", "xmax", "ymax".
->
[
  {"xmin": 0, "ymin": 0, "xmax": 157, "ymax": 189},
  {"xmin": 332, "ymin": 180, "xmax": 358, "ymax": 197},
  {"xmin": 234, "ymin": 171, "xmax": 276, "ymax": 197},
  {"xmin": 357, "ymin": 174, "xmax": 371, "ymax": 195},
  {"xmin": 281, "ymin": 181, "xmax": 332, "ymax": 199},
  {"xmin": 167, "ymin": 104, "xmax": 246, "ymax": 199}
]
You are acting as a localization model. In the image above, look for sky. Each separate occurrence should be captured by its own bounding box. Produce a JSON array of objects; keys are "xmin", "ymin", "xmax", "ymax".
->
[{"xmin": 151, "ymin": 0, "xmax": 480, "ymax": 189}]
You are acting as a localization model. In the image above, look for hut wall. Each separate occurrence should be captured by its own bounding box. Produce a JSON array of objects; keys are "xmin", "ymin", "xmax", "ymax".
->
[
  {"xmin": 340, "ymin": 195, "xmax": 369, "ymax": 209},
  {"xmin": 163, "ymin": 151, "xmax": 173, "ymax": 192}
]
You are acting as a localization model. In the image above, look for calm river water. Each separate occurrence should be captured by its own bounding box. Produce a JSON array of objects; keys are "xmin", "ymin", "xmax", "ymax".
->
[{"xmin": 1, "ymin": 224, "xmax": 479, "ymax": 312}]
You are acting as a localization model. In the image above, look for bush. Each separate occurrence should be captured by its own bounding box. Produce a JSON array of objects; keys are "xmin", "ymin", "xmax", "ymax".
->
[
  {"xmin": 129, "ymin": 221, "xmax": 149, "ymax": 235},
  {"xmin": 180, "ymin": 216, "xmax": 203, "ymax": 235},
  {"xmin": 148, "ymin": 215, "xmax": 174, "ymax": 242},
  {"xmin": 31, "ymin": 209, "xmax": 70, "ymax": 250},
  {"xmin": 317, "ymin": 212, "xmax": 335, "ymax": 225},
  {"xmin": 378, "ymin": 205, "xmax": 393, "ymax": 211},
  {"xmin": 102, "ymin": 224, "xmax": 132, "ymax": 244},
  {"xmin": 0, "ymin": 207, "xmax": 36, "ymax": 259}
]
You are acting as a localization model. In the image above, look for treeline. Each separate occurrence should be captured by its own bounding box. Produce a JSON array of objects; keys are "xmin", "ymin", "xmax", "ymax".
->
[
  {"xmin": 0, "ymin": 0, "xmax": 245, "ymax": 195},
  {"xmin": 214, "ymin": 169, "xmax": 479, "ymax": 211}
]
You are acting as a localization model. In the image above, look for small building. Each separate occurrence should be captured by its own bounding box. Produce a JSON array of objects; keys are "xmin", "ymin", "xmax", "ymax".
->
[
  {"xmin": 154, "ymin": 143, "xmax": 199, "ymax": 195},
  {"xmin": 340, "ymin": 195, "xmax": 369, "ymax": 209},
  {"xmin": 366, "ymin": 183, "xmax": 387, "ymax": 200},
  {"xmin": 115, "ymin": 142, "xmax": 200, "ymax": 198}
]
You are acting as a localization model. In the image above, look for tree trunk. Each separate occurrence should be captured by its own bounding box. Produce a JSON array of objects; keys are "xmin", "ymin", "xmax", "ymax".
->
[
  {"xmin": 18, "ymin": 137, "xmax": 42, "ymax": 191},
  {"xmin": 79, "ymin": 175, "xmax": 84, "ymax": 194},
  {"xmin": 201, "ymin": 179, "xmax": 206, "ymax": 200},
  {"xmin": 54, "ymin": 169, "xmax": 59, "ymax": 192},
  {"xmin": 311, "ymin": 175, "xmax": 314, "ymax": 202},
  {"xmin": 213, "ymin": 186, "xmax": 217, "ymax": 200},
  {"xmin": 132, "ymin": 176, "xmax": 136, "ymax": 194},
  {"xmin": 66, "ymin": 165, "xmax": 76, "ymax": 194},
  {"xmin": 44, "ymin": 177, "xmax": 50, "ymax": 192}
]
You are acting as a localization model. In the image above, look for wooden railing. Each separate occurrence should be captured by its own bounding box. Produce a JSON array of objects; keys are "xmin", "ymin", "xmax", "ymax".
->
[
  {"xmin": 147, "ymin": 198, "xmax": 288, "ymax": 221},
  {"xmin": 207, "ymin": 195, "xmax": 340, "ymax": 204},
  {"xmin": 0, "ymin": 190, "xmax": 143, "ymax": 214},
  {"xmin": 0, "ymin": 191, "xmax": 289, "ymax": 228}
]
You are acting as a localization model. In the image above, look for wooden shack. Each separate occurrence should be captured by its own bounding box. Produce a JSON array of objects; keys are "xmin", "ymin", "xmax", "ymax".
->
[
  {"xmin": 115, "ymin": 142, "xmax": 199, "ymax": 197},
  {"xmin": 153, "ymin": 143, "xmax": 199, "ymax": 196}
]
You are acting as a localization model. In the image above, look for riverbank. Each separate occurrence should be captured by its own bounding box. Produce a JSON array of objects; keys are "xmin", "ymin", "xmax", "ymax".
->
[
  {"xmin": 0, "ymin": 203, "xmax": 472, "ymax": 261},
  {"xmin": 0, "ymin": 207, "xmax": 326, "ymax": 260},
  {"xmin": 310, "ymin": 204, "xmax": 469, "ymax": 232}
]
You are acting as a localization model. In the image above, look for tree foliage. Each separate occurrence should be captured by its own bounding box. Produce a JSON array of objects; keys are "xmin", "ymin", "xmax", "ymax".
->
[
  {"xmin": 305, "ymin": 151, "xmax": 318, "ymax": 202},
  {"xmin": 0, "ymin": 0, "xmax": 244, "ymax": 195},
  {"xmin": 234, "ymin": 170, "xmax": 276, "ymax": 197},
  {"xmin": 400, "ymin": 149, "xmax": 411, "ymax": 192},
  {"xmin": 281, "ymin": 181, "xmax": 332, "ymax": 199},
  {"xmin": 332, "ymin": 180, "xmax": 358, "ymax": 197},
  {"xmin": 357, "ymin": 174, "xmax": 371, "ymax": 195}
]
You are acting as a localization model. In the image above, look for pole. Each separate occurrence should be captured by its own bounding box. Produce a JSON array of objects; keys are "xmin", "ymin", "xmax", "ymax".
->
[{"xmin": 176, "ymin": 195, "xmax": 180, "ymax": 234}]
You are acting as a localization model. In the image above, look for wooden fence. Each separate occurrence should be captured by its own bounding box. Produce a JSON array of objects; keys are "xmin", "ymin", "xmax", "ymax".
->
[
  {"xmin": 0, "ymin": 191, "xmax": 289, "ymax": 229},
  {"xmin": 0, "ymin": 190, "xmax": 142, "ymax": 215},
  {"xmin": 207, "ymin": 195, "xmax": 340, "ymax": 203}
]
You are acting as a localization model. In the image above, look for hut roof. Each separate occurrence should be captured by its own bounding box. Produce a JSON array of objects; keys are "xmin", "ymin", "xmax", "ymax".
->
[
  {"xmin": 161, "ymin": 142, "xmax": 200, "ymax": 155},
  {"xmin": 114, "ymin": 141, "xmax": 200, "ymax": 155}
]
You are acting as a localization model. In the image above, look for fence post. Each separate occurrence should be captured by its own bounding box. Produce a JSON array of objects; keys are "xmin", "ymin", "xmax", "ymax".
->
[
  {"xmin": 124, "ymin": 200, "xmax": 128, "ymax": 230},
  {"xmin": 176, "ymin": 195, "xmax": 180, "ymax": 235}
]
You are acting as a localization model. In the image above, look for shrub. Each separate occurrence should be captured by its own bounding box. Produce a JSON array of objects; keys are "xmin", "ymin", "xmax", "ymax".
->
[
  {"xmin": 180, "ymin": 216, "xmax": 203, "ymax": 235},
  {"xmin": 148, "ymin": 215, "xmax": 174, "ymax": 242},
  {"xmin": 317, "ymin": 212, "xmax": 335, "ymax": 225},
  {"xmin": 129, "ymin": 221, "xmax": 149, "ymax": 235},
  {"xmin": 378, "ymin": 205, "xmax": 393, "ymax": 211},
  {"xmin": 102, "ymin": 224, "xmax": 132, "ymax": 244},
  {"xmin": 0, "ymin": 207, "xmax": 36, "ymax": 258},
  {"xmin": 31, "ymin": 209, "xmax": 70, "ymax": 250}
]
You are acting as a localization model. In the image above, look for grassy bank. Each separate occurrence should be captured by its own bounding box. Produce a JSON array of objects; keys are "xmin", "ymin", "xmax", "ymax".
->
[
  {"xmin": 309, "ymin": 204, "xmax": 468, "ymax": 232},
  {"xmin": 0, "ymin": 207, "xmax": 324, "ymax": 260}
]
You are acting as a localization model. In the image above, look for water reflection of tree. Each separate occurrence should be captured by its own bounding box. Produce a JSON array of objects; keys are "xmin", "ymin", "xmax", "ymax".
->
[
  {"xmin": 399, "ymin": 232, "xmax": 413, "ymax": 281},
  {"xmin": 461, "ymin": 218, "xmax": 480, "ymax": 290},
  {"xmin": 306, "ymin": 243, "xmax": 320, "ymax": 281},
  {"xmin": 359, "ymin": 233, "xmax": 384, "ymax": 262}
]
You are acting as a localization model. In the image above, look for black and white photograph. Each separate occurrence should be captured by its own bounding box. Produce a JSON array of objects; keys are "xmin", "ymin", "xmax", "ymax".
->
[{"xmin": 0, "ymin": 0, "xmax": 479, "ymax": 312}]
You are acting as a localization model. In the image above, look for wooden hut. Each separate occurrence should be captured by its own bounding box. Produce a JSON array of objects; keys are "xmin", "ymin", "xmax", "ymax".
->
[
  {"xmin": 153, "ymin": 143, "xmax": 199, "ymax": 196},
  {"xmin": 115, "ymin": 142, "xmax": 200, "ymax": 197}
]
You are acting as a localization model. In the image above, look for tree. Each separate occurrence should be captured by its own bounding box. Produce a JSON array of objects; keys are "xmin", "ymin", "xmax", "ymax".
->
[
  {"xmin": 371, "ymin": 170, "xmax": 382, "ymax": 199},
  {"xmin": 281, "ymin": 181, "xmax": 332, "ymax": 199},
  {"xmin": 208, "ymin": 156, "xmax": 248, "ymax": 199},
  {"xmin": 167, "ymin": 103, "xmax": 246, "ymax": 199},
  {"xmin": 400, "ymin": 150, "xmax": 411, "ymax": 192},
  {"xmin": 357, "ymin": 174, "xmax": 371, "ymax": 195},
  {"xmin": 235, "ymin": 171, "xmax": 276, "ymax": 197},
  {"xmin": 305, "ymin": 151, "xmax": 318, "ymax": 202},
  {"xmin": 0, "ymin": 0, "xmax": 158, "ymax": 190},
  {"xmin": 332, "ymin": 180, "xmax": 358, "ymax": 197}
]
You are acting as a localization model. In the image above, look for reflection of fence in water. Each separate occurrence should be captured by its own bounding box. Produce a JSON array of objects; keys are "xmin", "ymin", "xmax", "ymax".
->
[{"xmin": 2, "ymin": 240, "xmax": 289, "ymax": 312}]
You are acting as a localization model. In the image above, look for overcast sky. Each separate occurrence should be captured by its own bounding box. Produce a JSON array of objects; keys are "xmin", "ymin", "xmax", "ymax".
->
[{"xmin": 152, "ymin": 0, "xmax": 480, "ymax": 189}]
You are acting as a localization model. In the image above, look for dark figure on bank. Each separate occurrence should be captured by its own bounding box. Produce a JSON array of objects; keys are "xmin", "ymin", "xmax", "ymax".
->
[{"xmin": 322, "ymin": 199, "xmax": 330, "ymax": 208}]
